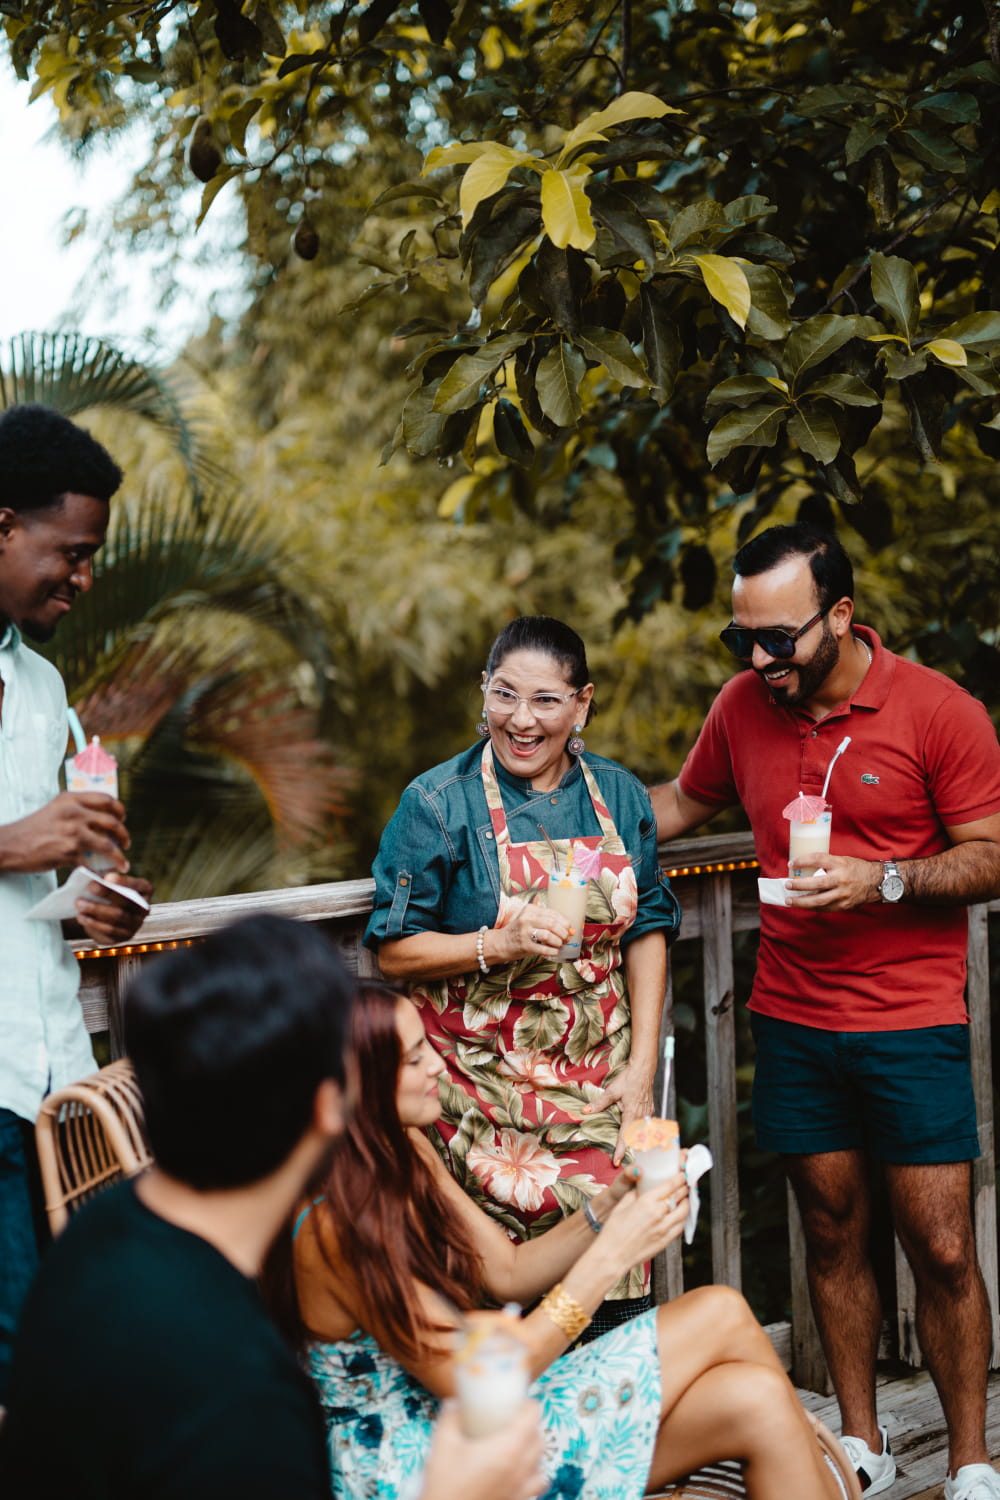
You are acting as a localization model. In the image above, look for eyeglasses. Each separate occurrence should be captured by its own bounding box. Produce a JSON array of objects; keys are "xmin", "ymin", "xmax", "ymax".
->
[
  {"xmin": 482, "ymin": 684, "xmax": 581, "ymax": 718},
  {"xmin": 719, "ymin": 609, "xmax": 826, "ymax": 661}
]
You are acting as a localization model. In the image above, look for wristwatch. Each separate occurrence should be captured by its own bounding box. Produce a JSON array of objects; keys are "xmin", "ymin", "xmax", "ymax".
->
[{"xmin": 879, "ymin": 859, "xmax": 905, "ymax": 903}]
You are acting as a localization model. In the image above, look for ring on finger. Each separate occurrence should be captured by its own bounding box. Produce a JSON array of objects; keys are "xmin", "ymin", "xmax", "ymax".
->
[{"xmin": 530, "ymin": 928, "xmax": 539, "ymax": 944}]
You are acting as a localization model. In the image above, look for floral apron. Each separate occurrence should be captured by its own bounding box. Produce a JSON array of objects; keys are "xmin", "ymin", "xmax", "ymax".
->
[{"xmin": 412, "ymin": 742, "xmax": 645, "ymax": 1298}]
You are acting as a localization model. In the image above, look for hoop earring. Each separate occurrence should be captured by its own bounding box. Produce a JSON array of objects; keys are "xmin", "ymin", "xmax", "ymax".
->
[
  {"xmin": 476, "ymin": 709, "xmax": 491, "ymax": 739},
  {"xmin": 567, "ymin": 724, "xmax": 585, "ymax": 756}
]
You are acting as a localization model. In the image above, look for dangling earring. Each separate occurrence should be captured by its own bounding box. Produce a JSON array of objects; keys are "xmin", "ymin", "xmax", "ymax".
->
[
  {"xmin": 476, "ymin": 708, "xmax": 491, "ymax": 739},
  {"xmin": 567, "ymin": 724, "xmax": 585, "ymax": 756}
]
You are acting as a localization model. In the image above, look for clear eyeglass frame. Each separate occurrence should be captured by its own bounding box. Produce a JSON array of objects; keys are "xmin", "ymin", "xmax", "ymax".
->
[{"xmin": 481, "ymin": 683, "xmax": 581, "ymax": 718}]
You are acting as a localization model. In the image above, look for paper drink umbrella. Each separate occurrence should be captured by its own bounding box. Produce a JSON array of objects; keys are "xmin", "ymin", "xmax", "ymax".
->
[{"xmin": 782, "ymin": 791, "xmax": 828, "ymax": 823}]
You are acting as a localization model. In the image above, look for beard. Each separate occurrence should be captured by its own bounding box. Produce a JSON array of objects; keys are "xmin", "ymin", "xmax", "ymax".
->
[
  {"xmin": 756, "ymin": 618, "xmax": 840, "ymax": 706},
  {"xmin": 20, "ymin": 618, "xmax": 57, "ymax": 644}
]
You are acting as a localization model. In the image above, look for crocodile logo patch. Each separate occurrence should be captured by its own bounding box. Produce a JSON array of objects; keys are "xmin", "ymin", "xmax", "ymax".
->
[{"xmin": 861, "ymin": 773, "xmax": 880, "ymax": 785}]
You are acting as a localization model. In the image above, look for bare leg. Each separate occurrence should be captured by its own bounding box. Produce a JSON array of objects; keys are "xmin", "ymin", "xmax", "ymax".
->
[
  {"xmin": 643, "ymin": 1285, "xmax": 840, "ymax": 1499},
  {"xmin": 646, "ymin": 1361, "xmax": 840, "ymax": 1499},
  {"xmin": 887, "ymin": 1161, "xmax": 991, "ymax": 1475},
  {"xmin": 785, "ymin": 1150, "xmax": 882, "ymax": 1450}
]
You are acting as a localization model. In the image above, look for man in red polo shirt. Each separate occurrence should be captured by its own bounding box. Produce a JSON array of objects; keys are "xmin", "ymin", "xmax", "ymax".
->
[{"xmin": 651, "ymin": 524, "xmax": 1000, "ymax": 1500}]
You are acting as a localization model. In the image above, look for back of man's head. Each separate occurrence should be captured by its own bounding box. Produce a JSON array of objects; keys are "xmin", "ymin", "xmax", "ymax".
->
[
  {"xmin": 734, "ymin": 523, "xmax": 854, "ymax": 611},
  {"xmin": 125, "ymin": 915, "xmax": 355, "ymax": 1192},
  {"xmin": 0, "ymin": 403, "xmax": 122, "ymax": 512}
]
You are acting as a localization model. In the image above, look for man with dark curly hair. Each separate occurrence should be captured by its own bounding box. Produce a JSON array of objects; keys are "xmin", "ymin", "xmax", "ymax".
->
[{"xmin": 0, "ymin": 404, "xmax": 153, "ymax": 1404}]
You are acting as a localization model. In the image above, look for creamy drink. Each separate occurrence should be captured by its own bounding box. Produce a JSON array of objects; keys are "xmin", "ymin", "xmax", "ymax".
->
[
  {"xmin": 622, "ymin": 1117, "xmax": 681, "ymax": 1197},
  {"xmin": 454, "ymin": 1313, "xmax": 529, "ymax": 1439},
  {"xmin": 788, "ymin": 806, "xmax": 832, "ymax": 876},
  {"xmin": 546, "ymin": 869, "xmax": 588, "ymax": 960},
  {"xmin": 66, "ymin": 736, "xmax": 120, "ymax": 872}
]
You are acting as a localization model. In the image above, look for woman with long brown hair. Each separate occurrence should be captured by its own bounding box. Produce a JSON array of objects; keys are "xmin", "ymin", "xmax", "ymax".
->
[{"xmin": 270, "ymin": 983, "xmax": 850, "ymax": 1500}]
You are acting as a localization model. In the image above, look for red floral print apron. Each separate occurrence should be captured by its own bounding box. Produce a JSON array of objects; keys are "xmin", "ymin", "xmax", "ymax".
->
[{"xmin": 412, "ymin": 743, "xmax": 645, "ymax": 1297}]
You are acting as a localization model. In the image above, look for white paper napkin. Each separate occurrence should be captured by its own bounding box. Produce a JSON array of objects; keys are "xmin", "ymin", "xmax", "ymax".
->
[
  {"xmin": 758, "ymin": 869, "xmax": 827, "ymax": 907},
  {"xmin": 683, "ymin": 1143, "xmax": 713, "ymax": 1244},
  {"xmin": 25, "ymin": 867, "xmax": 150, "ymax": 923}
]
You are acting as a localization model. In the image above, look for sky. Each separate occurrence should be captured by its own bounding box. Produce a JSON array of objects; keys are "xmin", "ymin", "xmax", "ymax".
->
[{"xmin": 0, "ymin": 62, "xmax": 239, "ymax": 360}]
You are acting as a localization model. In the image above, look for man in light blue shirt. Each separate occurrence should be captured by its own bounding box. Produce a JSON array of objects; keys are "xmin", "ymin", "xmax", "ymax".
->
[{"xmin": 0, "ymin": 404, "xmax": 152, "ymax": 1402}]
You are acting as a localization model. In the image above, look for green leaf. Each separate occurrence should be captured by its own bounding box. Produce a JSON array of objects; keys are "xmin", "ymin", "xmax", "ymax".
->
[
  {"xmin": 797, "ymin": 84, "xmax": 872, "ymax": 115},
  {"xmin": 432, "ymin": 334, "xmax": 526, "ymax": 415},
  {"xmin": 869, "ymin": 253, "xmax": 919, "ymax": 342},
  {"xmin": 467, "ymin": 200, "xmax": 541, "ymax": 305},
  {"xmin": 417, "ymin": 0, "xmax": 452, "ymax": 44},
  {"xmin": 743, "ymin": 264, "xmax": 792, "ymax": 340},
  {"xmin": 639, "ymin": 282, "xmax": 681, "ymax": 401},
  {"xmin": 691, "ymin": 254, "xmax": 750, "ymax": 329},
  {"xmin": 898, "ymin": 128, "xmax": 966, "ymax": 173},
  {"xmin": 536, "ymin": 341, "xmax": 585, "ymax": 427},
  {"xmin": 540, "ymin": 166, "xmax": 596, "ymax": 250},
  {"xmin": 492, "ymin": 398, "xmax": 535, "ymax": 466},
  {"xmin": 573, "ymin": 326, "xmax": 648, "ymax": 388},
  {"xmin": 589, "ymin": 186, "xmax": 657, "ymax": 268},
  {"xmin": 788, "ymin": 402, "xmax": 841, "ymax": 464},
  {"xmin": 371, "ymin": 181, "xmax": 445, "ymax": 209},
  {"xmin": 705, "ymin": 376, "xmax": 787, "ymax": 409},
  {"xmin": 917, "ymin": 91, "xmax": 979, "ymax": 124},
  {"xmin": 669, "ymin": 200, "xmax": 727, "ymax": 251},
  {"xmin": 706, "ymin": 402, "xmax": 786, "ymax": 466},
  {"xmin": 941, "ymin": 312, "xmax": 1000, "ymax": 348},
  {"xmin": 845, "ymin": 119, "xmax": 888, "ymax": 165},
  {"xmin": 195, "ymin": 167, "xmax": 237, "ymax": 230},
  {"xmin": 357, "ymin": 0, "xmax": 398, "ymax": 46},
  {"xmin": 804, "ymin": 373, "xmax": 879, "ymax": 407},
  {"xmin": 784, "ymin": 314, "xmax": 873, "ymax": 384},
  {"xmin": 401, "ymin": 383, "xmax": 447, "ymax": 455}
]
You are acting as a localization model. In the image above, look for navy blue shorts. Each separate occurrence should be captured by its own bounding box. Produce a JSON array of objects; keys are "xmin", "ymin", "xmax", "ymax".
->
[{"xmin": 750, "ymin": 1013, "xmax": 981, "ymax": 1163}]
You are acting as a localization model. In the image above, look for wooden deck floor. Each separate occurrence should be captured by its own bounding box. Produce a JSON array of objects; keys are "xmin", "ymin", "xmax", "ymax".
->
[{"xmin": 797, "ymin": 1366, "xmax": 1000, "ymax": 1499}]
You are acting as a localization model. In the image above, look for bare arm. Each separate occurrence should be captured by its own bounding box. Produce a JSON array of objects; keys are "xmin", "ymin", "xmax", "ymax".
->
[
  {"xmin": 786, "ymin": 811, "xmax": 1000, "ymax": 912},
  {"xmin": 582, "ymin": 930, "xmax": 667, "ymax": 1165},
  {"xmin": 378, "ymin": 901, "xmax": 575, "ymax": 983},
  {"xmin": 648, "ymin": 779, "xmax": 720, "ymax": 844}
]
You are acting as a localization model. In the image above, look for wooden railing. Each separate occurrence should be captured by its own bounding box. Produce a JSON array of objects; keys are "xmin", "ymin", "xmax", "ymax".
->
[{"xmin": 70, "ymin": 831, "xmax": 998, "ymax": 1390}]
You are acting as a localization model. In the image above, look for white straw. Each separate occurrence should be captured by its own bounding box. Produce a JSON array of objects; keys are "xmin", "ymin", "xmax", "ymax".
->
[
  {"xmin": 660, "ymin": 1034, "xmax": 675, "ymax": 1118},
  {"xmin": 821, "ymin": 735, "xmax": 851, "ymax": 801},
  {"xmin": 67, "ymin": 707, "xmax": 87, "ymax": 754}
]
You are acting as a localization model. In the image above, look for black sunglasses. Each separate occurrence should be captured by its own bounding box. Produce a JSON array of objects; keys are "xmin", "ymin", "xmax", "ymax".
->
[{"xmin": 719, "ymin": 608, "xmax": 826, "ymax": 661}]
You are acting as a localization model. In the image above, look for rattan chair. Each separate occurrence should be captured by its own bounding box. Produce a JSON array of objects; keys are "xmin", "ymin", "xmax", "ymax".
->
[
  {"xmin": 653, "ymin": 1411, "xmax": 861, "ymax": 1499},
  {"xmin": 35, "ymin": 1059, "xmax": 152, "ymax": 1235}
]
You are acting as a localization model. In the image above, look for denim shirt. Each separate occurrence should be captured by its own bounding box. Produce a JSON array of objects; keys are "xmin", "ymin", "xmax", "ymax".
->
[
  {"xmin": 0, "ymin": 624, "xmax": 95, "ymax": 1121},
  {"xmin": 364, "ymin": 742, "xmax": 680, "ymax": 951}
]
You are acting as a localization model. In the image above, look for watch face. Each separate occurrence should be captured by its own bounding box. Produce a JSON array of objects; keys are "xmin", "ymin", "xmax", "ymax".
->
[{"xmin": 881, "ymin": 872, "xmax": 904, "ymax": 902}]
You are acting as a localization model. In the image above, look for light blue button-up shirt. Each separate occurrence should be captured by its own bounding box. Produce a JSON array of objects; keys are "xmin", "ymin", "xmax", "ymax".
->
[{"xmin": 0, "ymin": 623, "xmax": 95, "ymax": 1122}]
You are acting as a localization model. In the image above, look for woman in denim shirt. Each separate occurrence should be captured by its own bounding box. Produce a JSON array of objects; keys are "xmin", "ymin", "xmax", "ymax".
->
[{"xmin": 365, "ymin": 617, "xmax": 680, "ymax": 1336}]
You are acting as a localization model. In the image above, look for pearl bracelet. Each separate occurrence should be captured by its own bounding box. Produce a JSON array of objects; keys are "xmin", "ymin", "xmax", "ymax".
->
[
  {"xmin": 475, "ymin": 925, "xmax": 489, "ymax": 973},
  {"xmin": 583, "ymin": 1199, "xmax": 602, "ymax": 1234},
  {"xmin": 539, "ymin": 1283, "xmax": 591, "ymax": 1342}
]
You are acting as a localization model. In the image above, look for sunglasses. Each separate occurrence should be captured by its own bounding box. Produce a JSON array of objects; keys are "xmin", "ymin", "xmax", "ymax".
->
[{"xmin": 719, "ymin": 608, "xmax": 826, "ymax": 661}]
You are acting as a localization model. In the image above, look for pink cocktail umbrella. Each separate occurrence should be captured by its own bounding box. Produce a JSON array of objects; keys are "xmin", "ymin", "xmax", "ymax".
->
[
  {"xmin": 570, "ymin": 842, "xmax": 604, "ymax": 881},
  {"xmin": 782, "ymin": 791, "xmax": 829, "ymax": 823}
]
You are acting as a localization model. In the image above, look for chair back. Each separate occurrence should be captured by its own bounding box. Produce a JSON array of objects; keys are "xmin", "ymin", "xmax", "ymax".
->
[{"xmin": 35, "ymin": 1060, "xmax": 152, "ymax": 1235}]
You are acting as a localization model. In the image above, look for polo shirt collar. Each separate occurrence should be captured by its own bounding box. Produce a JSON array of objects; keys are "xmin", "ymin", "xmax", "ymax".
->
[
  {"xmin": 0, "ymin": 620, "xmax": 21, "ymax": 654},
  {"xmin": 846, "ymin": 624, "xmax": 894, "ymax": 711}
]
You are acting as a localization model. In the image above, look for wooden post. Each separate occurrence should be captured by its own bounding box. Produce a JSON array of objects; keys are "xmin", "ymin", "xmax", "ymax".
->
[
  {"xmin": 788, "ymin": 1184, "xmax": 834, "ymax": 1393},
  {"xmin": 106, "ymin": 953, "xmax": 145, "ymax": 1060},
  {"xmin": 967, "ymin": 903, "xmax": 1000, "ymax": 1367},
  {"xmin": 700, "ymin": 876, "xmax": 741, "ymax": 1290}
]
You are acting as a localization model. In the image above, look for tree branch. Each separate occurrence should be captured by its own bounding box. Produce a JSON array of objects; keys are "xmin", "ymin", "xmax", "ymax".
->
[{"xmin": 819, "ymin": 186, "xmax": 962, "ymax": 313}]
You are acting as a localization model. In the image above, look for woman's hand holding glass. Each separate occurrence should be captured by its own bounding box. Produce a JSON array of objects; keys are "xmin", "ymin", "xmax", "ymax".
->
[
  {"xmin": 594, "ymin": 1169, "xmax": 689, "ymax": 1269},
  {"xmin": 489, "ymin": 901, "xmax": 573, "ymax": 964}
]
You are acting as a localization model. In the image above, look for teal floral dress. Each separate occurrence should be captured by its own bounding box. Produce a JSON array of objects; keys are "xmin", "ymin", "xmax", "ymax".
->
[{"xmin": 304, "ymin": 1310, "xmax": 662, "ymax": 1500}]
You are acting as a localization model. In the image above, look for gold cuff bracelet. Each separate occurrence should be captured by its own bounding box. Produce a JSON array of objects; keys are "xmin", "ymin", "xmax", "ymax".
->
[{"xmin": 539, "ymin": 1283, "xmax": 591, "ymax": 1341}]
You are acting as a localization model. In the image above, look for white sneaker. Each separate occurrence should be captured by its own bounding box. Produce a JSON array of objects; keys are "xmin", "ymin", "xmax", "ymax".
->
[
  {"xmin": 944, "ymin": 1465, "xmax": 1000, "ymax": 1500},
  {"xmin": 839, "ymin": 1427, "xmax": 896, "ymax": 1495}
]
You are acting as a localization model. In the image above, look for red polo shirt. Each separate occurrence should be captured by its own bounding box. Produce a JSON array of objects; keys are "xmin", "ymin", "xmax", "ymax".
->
[{"xmin": 679, "ymin": 627, "xmax": 1000, "ymax": 1031}]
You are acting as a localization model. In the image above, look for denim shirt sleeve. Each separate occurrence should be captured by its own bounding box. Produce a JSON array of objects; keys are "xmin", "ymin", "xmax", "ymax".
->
[
  {"xmin": 624, "ymin": 782, "xmax": 682, "ymax": 948},
  {"xmin": 364, "ymin": 784, "xmax": 457, "ymax": 948}
]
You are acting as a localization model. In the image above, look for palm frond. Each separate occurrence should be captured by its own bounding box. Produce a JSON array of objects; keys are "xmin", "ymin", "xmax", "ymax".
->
[{"xmin": 0, "ymin": 332, "xmax": 225, "ymax": 501}]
